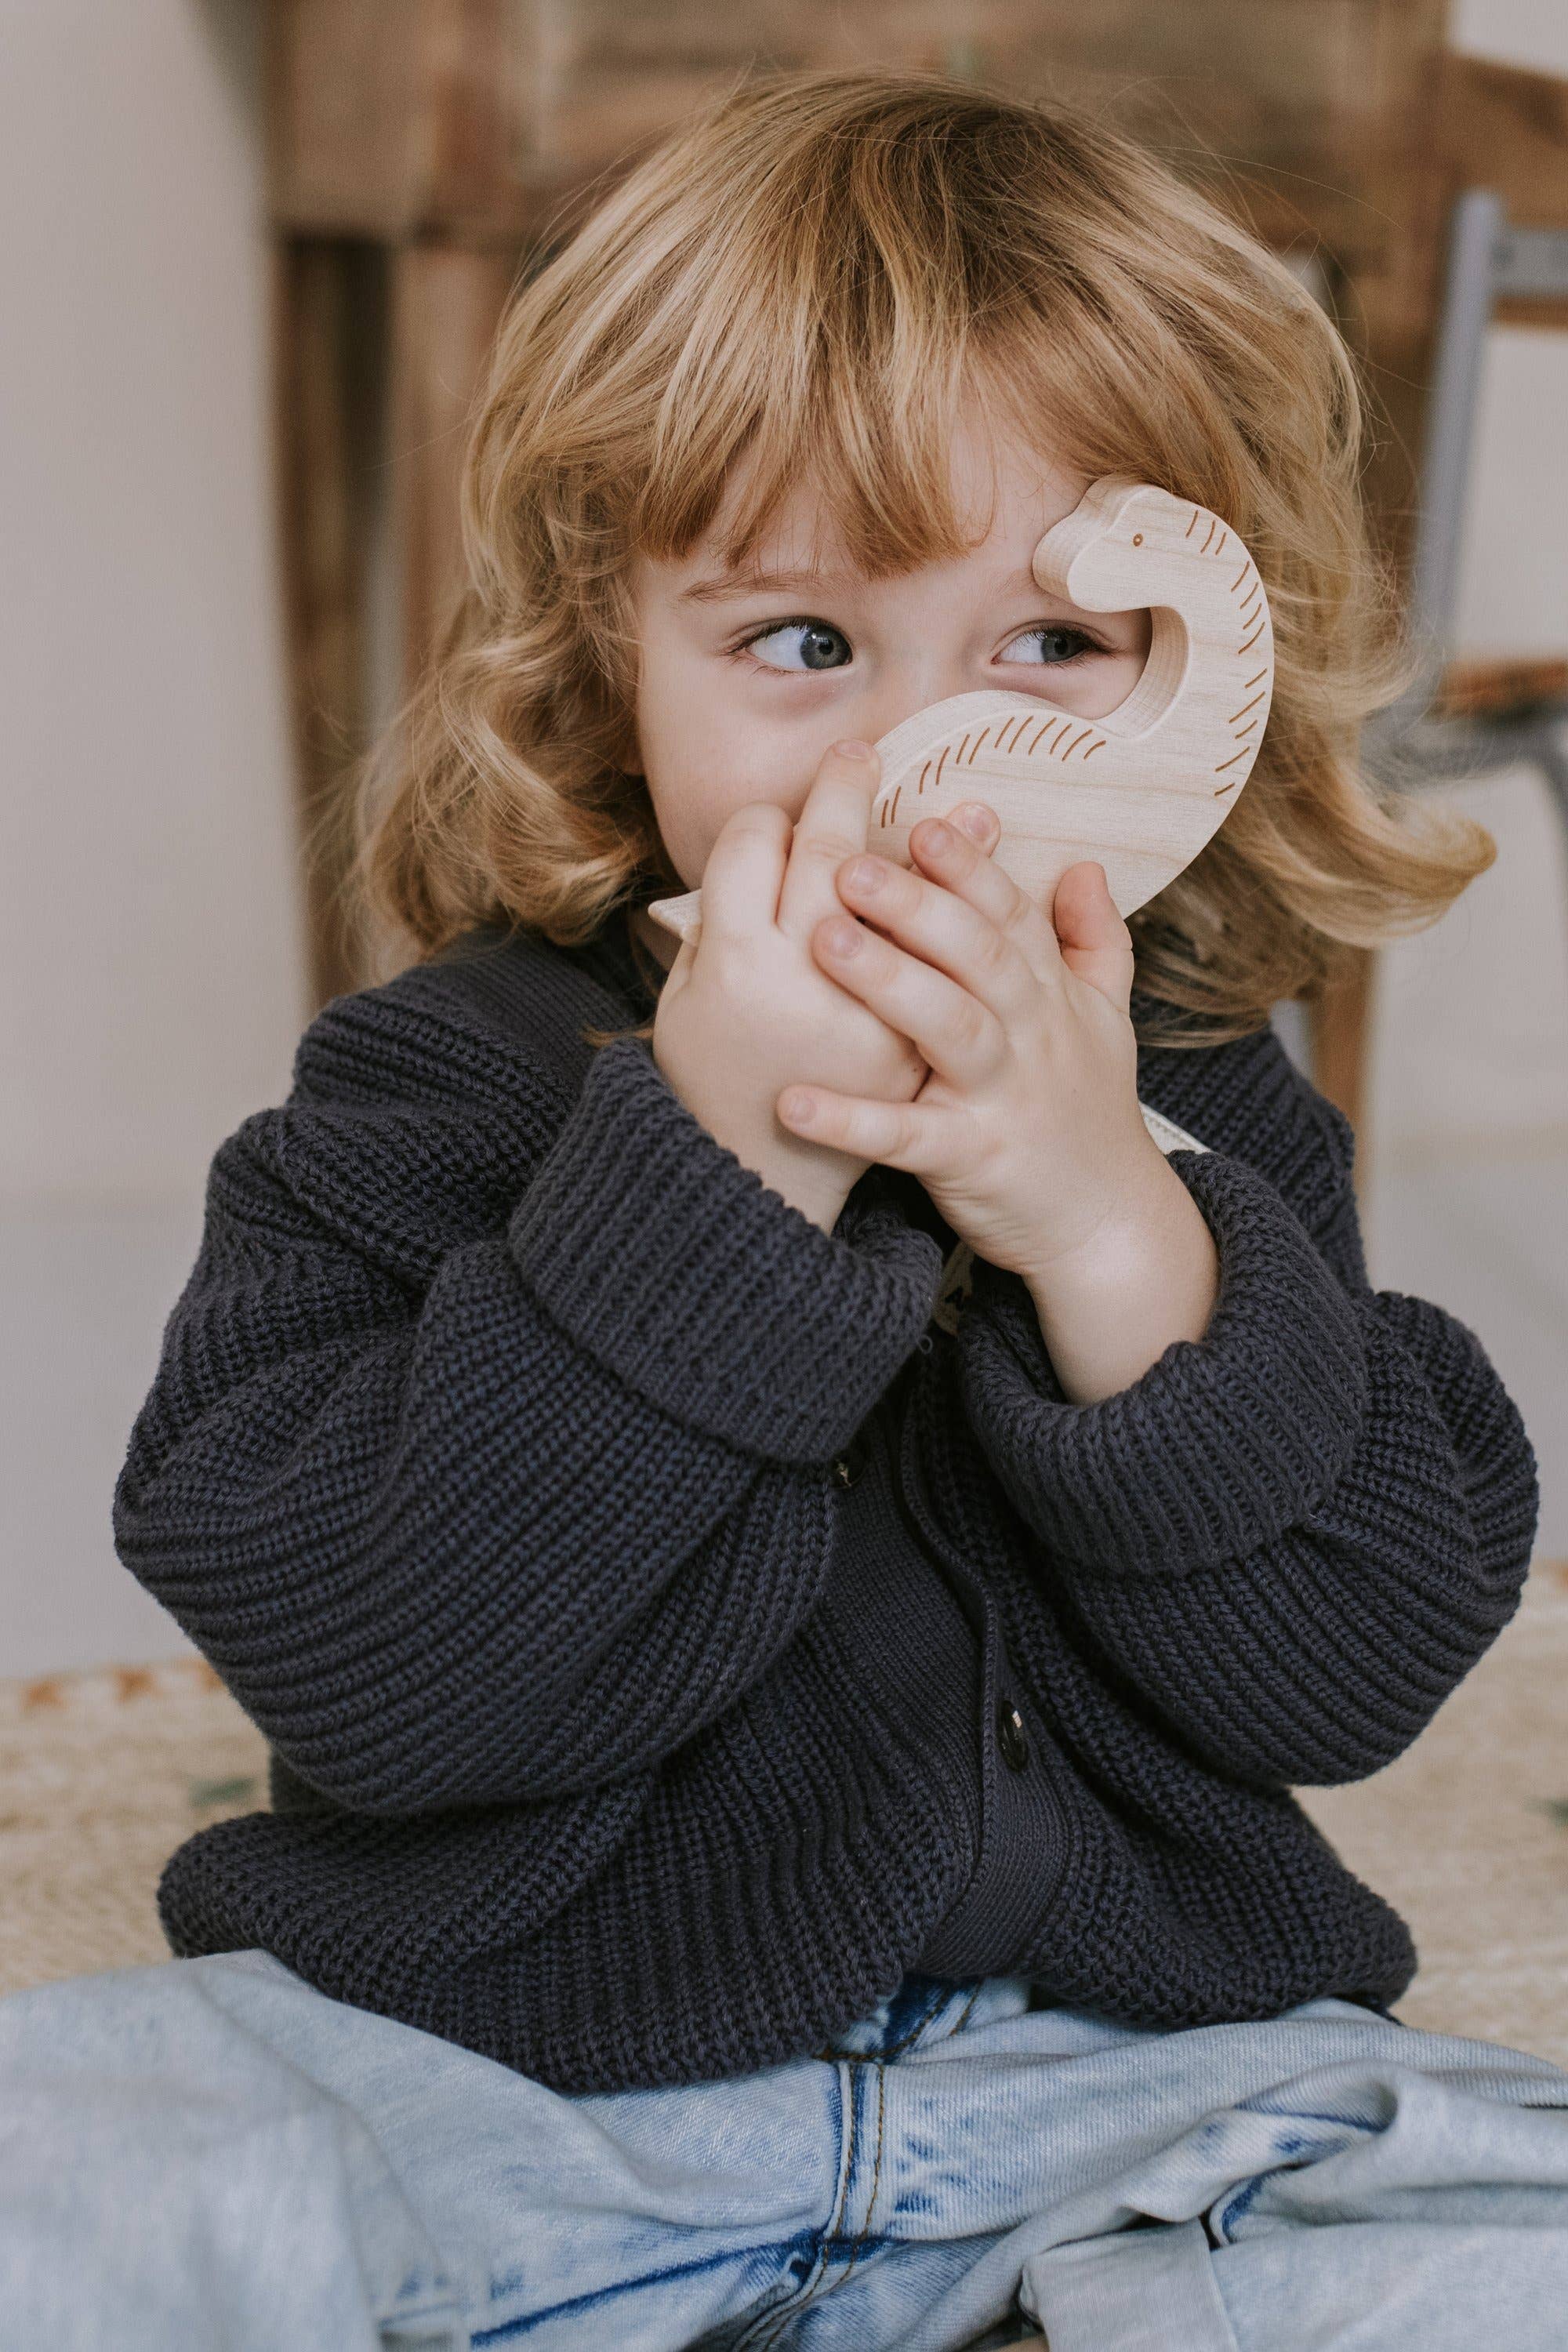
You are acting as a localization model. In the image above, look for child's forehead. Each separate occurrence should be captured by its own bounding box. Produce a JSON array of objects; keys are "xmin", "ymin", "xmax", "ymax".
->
[{"xmin": 670, "ymin": 407, "xmax": 1087, "ymax": 583}]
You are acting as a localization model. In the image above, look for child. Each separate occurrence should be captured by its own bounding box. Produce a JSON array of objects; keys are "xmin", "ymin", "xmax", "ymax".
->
[{"xmin": 4, "ymin": 65, "xmax": 1567, "ymax": 2352}]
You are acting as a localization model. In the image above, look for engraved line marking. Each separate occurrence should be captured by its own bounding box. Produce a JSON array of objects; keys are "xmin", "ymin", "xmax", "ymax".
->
[
  {"xmin": 917, "ymin": 760, "xmax": 931, "ymax": 794},
  {"xmin": 1049, "ymin": 718, "xmax": 1075, "ymax": 755},
  {"xmin": 996, "ymin": 715, "xmax": 1022, "ymax": 753},
  {"xmin": 1185, "ymin": 508, "xmax": 1199, "ymax": 539},
  {"xmin": 1241, "ymin": 668, "xmax": 1269, "ymax": 691},
  {"xmin": 933, "ymin": 744, "xmax": 950, "ymax": 793},
  {"xmin": 953, "ymin": 734, "xmax": 971, "ymax": 769},
  {"xmin": 1215, "ymin": 529, "xmax": 1228, "ymax": 557},
  {"xmin": 1214, "ymin": 778, "xmax": 1241, "ymax": 795},
  {"xmin": 1214, "ymin": 748, "xmax": 1250, "ymax": 773},
  {"xmin": 1083, "ymin": 738, "xmax": 1106, "ymax": 758},
  {"xmin": 1227, "ymin": 691, "xmax": 1267, "ymax": 726},
  {"xmin": 1028, "ymin": 719, "xmax": 1053, "ymax": 753},
  {"xmin": 1232, "ymin": 559, "xmax": 1252, "ymax": 592},
  {"xmin": 891, "ymin": 784, "xmax": 902, "ymax": 822},
  {"xmin": 1239, "ymin": 597, "xmax": 1261, "ymax": 624},
  {"xmin": 1200, "ymin": 515, "xmax": 1217, "ymax": 554},
  {"xmin": 1232, "ymin": 720, "xmax": 1258, "ymax": 740},
  {"xmin": 1062, "ymin": 725, "xmax": 1094, "ymax": 759},
  {"xmin": 967, "ymin": 726, "xmax": 992, "ymax": 763},
  {"xmin": 1236, "ymin": 624, "xmax": 1265, "ymax": 655}
]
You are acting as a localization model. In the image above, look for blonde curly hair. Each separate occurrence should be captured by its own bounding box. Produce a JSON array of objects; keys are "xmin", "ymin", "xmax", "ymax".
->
[{"xmin": 350, "ymin": 64, "xmax": 1491, "ymax": 1050}]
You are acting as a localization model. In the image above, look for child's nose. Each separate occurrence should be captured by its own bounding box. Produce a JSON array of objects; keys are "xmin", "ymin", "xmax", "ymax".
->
[{"xmin": 846, "ymin": 673, "xmax": 964, "ymax": 750}]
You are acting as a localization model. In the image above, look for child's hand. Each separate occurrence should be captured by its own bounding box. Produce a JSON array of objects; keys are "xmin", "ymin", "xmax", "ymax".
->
[
  {"xmin": 651, "ymin": 739, "xmax": 930, "ymax": 1233},
  {"xmin": 794, "ymin": 804, "xmax": 1222, "ymax": 1403},
  {"xmin": 774, "ymin": 804, "xmax": 1177, "ymax": 1295}
]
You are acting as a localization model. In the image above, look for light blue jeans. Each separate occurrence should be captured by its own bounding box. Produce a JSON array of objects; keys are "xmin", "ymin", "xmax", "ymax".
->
[{"xmin": 3, "ymin": 1951, "xmax": 1568, "ymax": 2350}]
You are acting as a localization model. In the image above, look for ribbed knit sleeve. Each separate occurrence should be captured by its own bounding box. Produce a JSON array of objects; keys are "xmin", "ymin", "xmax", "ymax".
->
[
  {"xmin": 510, "ymin": 1036, "xmax": 943, "ymax": 1458},
  {"xmin": 956, "ymin": 1042, "xmax": 1540, "ymax": 1788},
  {"xmin": 113, "ymin": 995, "xmax": 942, "ymax": 1819},
  {"xmin": 959, "ymin": 1149, "xmax": 1370, "ymax": 1575}
]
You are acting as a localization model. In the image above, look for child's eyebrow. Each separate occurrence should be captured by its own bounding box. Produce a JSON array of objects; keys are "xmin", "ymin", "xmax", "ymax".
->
[
  {"xmin": 676, "ymin": 561, "xmax": 1115, "ymax": 619},
  {"xmin": 677, "ymin": 564, "xmax": 851, "ymax": 605}
]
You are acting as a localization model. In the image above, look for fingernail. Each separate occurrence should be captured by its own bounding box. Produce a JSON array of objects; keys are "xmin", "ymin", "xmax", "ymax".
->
[
  {"xmin": 953, "ymin": 804, "xmax": 993, "ymax": 839},
  {"xmin": 822, "ymin": 916, "xmax": 862, "ymax": 956},
  {"xmin": 831, "ymin": 739, "xmax": 874, "ymax": 760}
]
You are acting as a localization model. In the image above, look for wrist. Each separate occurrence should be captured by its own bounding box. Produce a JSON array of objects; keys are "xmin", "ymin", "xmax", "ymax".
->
[
  {"xmin": 1015, "ymin": 1147, "xmax": 1179, "ymax": 1300},
  {"xmin": 652, "ymin": 1048, "xmax": 854, "ymax": 1235},
  {"xmin": 747, "ymin": 1129, "xmax": 856, "ymax": 1236},
  {"xmin": 1020, "ymin": 1158, "xmax": 1219, "ymax": 1405}
]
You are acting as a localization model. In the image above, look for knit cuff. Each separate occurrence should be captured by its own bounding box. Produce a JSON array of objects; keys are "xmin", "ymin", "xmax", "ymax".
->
[
  {"xmin": 508, "ymin": 1035, "xmax": 944, "ymax": 1461},
  {"xmin": 957, "ymin": 1149, "xmax": 1370, "ymax": 1577}
]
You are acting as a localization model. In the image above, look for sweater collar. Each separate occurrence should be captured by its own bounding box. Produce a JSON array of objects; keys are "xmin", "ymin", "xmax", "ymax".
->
[{"xmin": 564, "ymin": 902, "xmax": 662, "ymax": 1023}]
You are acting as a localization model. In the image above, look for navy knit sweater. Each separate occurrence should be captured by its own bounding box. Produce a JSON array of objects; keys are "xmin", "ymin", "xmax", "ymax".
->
[{"xmin": 112, "ymin": 909, "xmax": 1539, "ymax": 2094}]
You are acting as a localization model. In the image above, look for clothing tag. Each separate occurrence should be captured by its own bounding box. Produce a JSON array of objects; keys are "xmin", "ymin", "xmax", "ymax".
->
[
  {"xmin": 1139, "ymin": 1099, "xmax": 1210, "ymax": 1156},
  {"xmin": 931, "ymin": 1243, "xmax": 976, "ymax": 1335}
]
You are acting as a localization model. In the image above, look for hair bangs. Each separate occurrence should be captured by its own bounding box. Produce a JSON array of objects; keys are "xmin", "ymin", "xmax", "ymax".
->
[{"xmin": 632, "ymin": 218, "xmax": 989, "ymax": 578}]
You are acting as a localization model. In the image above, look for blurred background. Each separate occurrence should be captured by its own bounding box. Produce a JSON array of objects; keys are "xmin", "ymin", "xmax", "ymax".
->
[{"xmin": 2, "ymin": 0, "xmax": 1565, "ymax": 1680}]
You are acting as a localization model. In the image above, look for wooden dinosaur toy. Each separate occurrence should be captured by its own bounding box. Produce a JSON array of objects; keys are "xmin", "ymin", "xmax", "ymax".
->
[{"xmin": 644, "ymin": 477, "xmax": 1273, "ymax": 949}]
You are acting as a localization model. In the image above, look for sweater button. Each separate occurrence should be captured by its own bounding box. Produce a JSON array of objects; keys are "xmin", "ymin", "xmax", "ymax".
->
[
  {"xmin": 996, "ymin": 1695, "xmax": 1029, "ymax": 1771},
  {"xmin": 832, "ymin": 1436, "xmax": 867, "ymax": 1490}
]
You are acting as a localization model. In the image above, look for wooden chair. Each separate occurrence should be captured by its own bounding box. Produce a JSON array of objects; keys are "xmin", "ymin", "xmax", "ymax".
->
[{"xmin": 263, "ymin": 3, "xmax": 1568, "ymax": 1170}]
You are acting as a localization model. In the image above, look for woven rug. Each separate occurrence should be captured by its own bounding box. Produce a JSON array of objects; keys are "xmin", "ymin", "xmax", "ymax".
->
[
  {"xmin": 4, "ymin": 1570, "xmax": 1567, "ymax": 2063},
  {"xmin": 1300, "ymin": 1558, "xmax": 1568, "ymax": 2066},
  {"xmin": 0, "ymin": 1654, "xmax": 270, "ymax": 1996}
]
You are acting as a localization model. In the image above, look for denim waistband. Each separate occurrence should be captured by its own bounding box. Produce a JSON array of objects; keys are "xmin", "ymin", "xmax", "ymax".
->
[{"xmin": 811, "ymin": 1973, "xmax": 1035, "ymax": 2062}]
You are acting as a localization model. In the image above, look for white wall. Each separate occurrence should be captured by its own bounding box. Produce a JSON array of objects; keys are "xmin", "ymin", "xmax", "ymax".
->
[
  {"xmin": 1453, "ymin": 0, "xmax": 1568, "ymax": 77},
  {"xmin": 0, "ymin": 1, "xmax": 304, "ymax": 1672},
  {"xmin": 0, "ymin": 0, "xmax": 304, "ymax": 1203}
]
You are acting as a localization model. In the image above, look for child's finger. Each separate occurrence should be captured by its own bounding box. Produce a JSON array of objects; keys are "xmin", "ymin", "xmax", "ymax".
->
[
  {"xmin": 947, "ymin": 802, "xmax": 1000, "ymax": 851},
  {"xmin": 699, "ymin": 802, "xmax": 793, "ymax": 947},
  {"xmin": 776, "ymin": 740, "xmax": 881, "ymax": 937},
  {"xmin": 906, "ymin": 805, "xmax": 1063, "ymax": 987},
  {"xmin": 775, "ymin": 1085, "xmax": 964, "ymax": 1178},
  {"xmin": 1050, "ymin": 862, "xmax": 1136, "ymax": 1010}
]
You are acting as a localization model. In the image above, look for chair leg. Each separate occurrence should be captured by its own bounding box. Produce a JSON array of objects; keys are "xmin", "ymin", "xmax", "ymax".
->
[
  {"xmin": 1307, "ymin": 947, "xmax": 1378, "ymax": 1197},
  {"xmin": 1534, "ymin": 733, "xmax": 1568, "ymax": 884}
]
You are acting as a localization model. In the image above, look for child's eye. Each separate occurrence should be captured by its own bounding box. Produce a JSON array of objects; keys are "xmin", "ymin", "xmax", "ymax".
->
[
  {"xmin": 999, "ymin": 624, "xmax": 1102, "ymax": 667},
  {"xmin": 736, "ymin": 619, "xmax": 853, "ymax": 673}
]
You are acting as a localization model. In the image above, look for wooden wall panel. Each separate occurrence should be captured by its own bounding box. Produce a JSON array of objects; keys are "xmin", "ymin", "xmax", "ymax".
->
[
  {"xmin": 268, "ymin": 0, "xmax": 426, "ymax": 235},
  {"xmin": 389, "ymin": 243, "xmax": 518, "ymax": 688},
  {"xmin": 272, "ymin": 239, "xmax": 387, "ymax": 1006},
  {"xmin": 269, "ymin": 0, "xmax": 1451, "ymax": 263}
]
